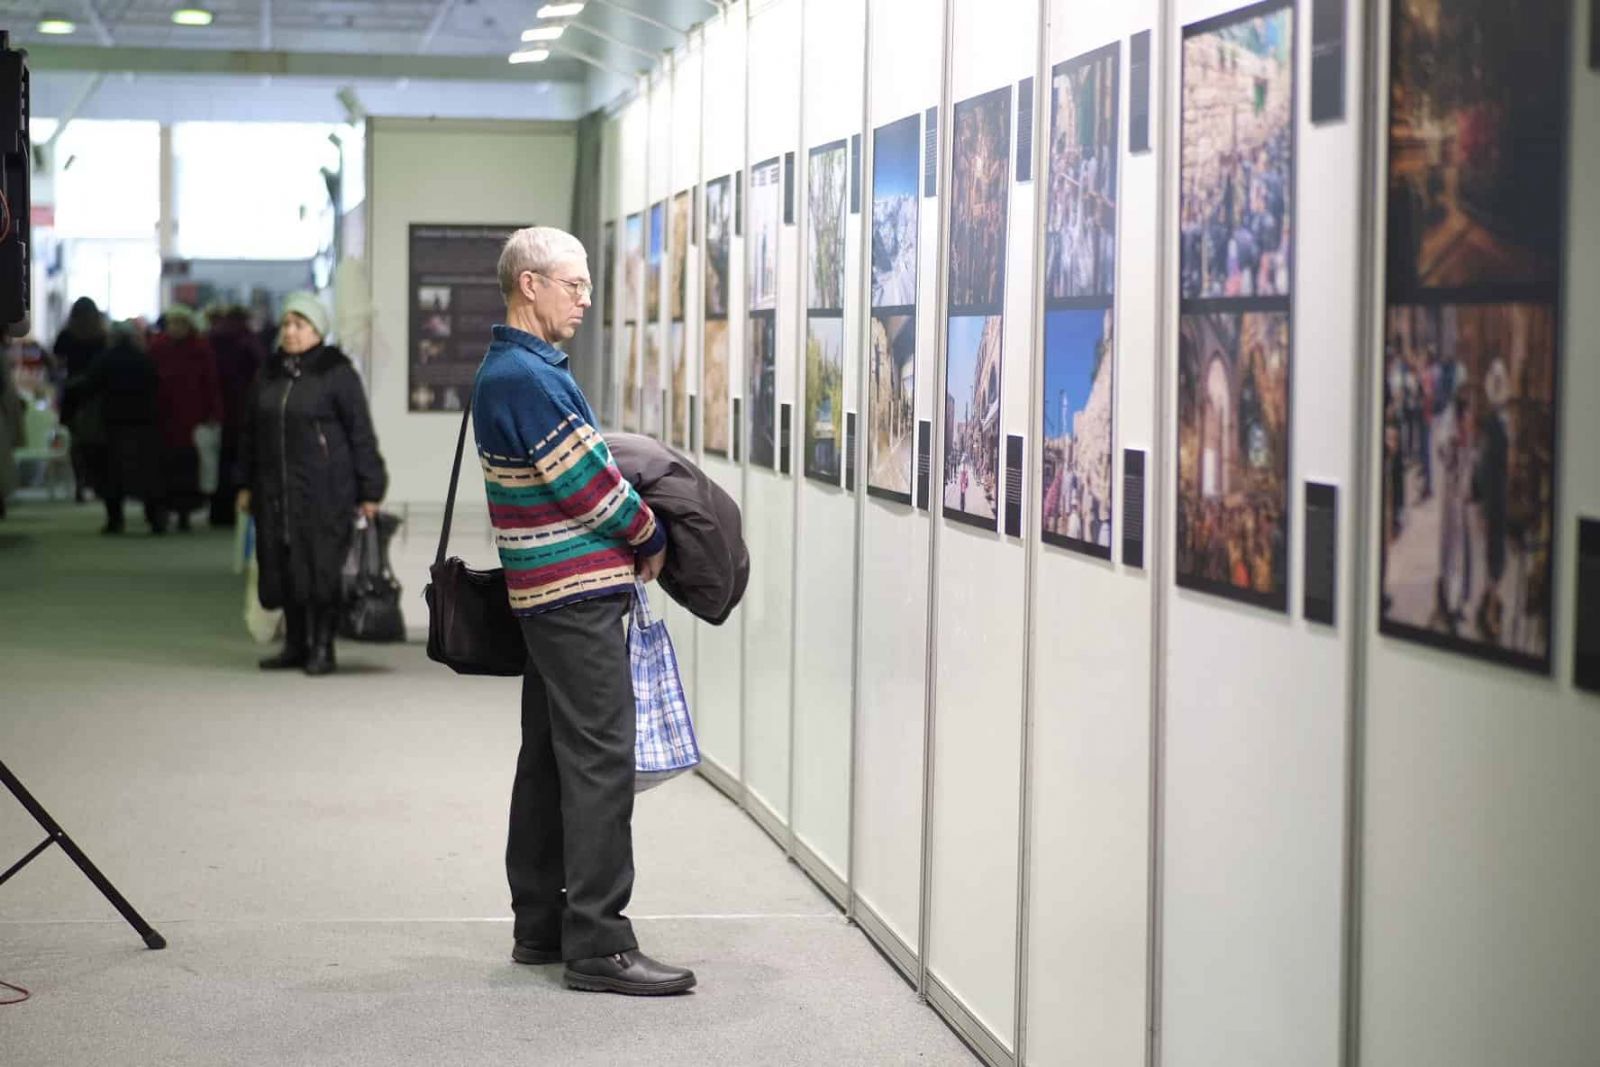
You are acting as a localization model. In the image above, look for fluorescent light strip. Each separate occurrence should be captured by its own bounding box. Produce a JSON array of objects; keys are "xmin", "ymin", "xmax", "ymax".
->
[
  {"xmin": 508, "ymin": 48, "xmax": 551, "ymax": 64},
  {"xmin": 536, "ymin": 3, "xmax": 585, "ymax": 18},
  {"xmin": 38, "ymin": 18, "xmax": 78, "ymax": 34},
  {"xmin": 521, "ymin": 25, "xmax": 565, "ymax": 41},
  {"xmin": 171, "ymin": 8, "xmax": 214, "ymax": 26}
]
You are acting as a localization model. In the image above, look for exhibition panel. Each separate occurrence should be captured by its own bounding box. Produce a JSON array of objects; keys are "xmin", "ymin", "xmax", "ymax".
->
[
  {"xmin": 644, "ymin": 72, "xmax": 671, "ymax": 442},
  {"xmin": 1359, "ymin": 3, "xmax": 1600, "ymax": 1063},
  {"xmin": 922, "ymin": 0, "xmax": 1039, "ymax": 1054},
  {"xmin": 1022, "ymin": 2, "xmax": 1159, "ymax": 1064},
  {"xmin": 788, "ymin": 0, "xmax": 868, "ymax": 894},
  {"xmin": 617, "ymin": 98, "xmax": 648, "ymax": 435},
  {"xmin": 739, "ymin": 0, "xmax": 803, "ymax": 832},
  {"xmin": 853, "ymin": 0, "xmax": 944, "ymax": 974}
]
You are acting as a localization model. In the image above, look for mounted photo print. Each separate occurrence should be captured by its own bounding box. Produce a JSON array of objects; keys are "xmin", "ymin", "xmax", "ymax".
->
[
  {"xmin": 748, "ymin": 156, "xmax": 782, "ymax": 311},
  {"xmin": 702, "ymin": 319, "xmax": 731, "ymax": 456},
  {"xmin": 948, "ymin": 86, "xmax": 1012, "ymax": 312},
  {"xmin": 808, "ymin": 140, "xmax": 848, "ymax": 312},
  {"xmin": 646, "ymin": 201, "xmax": 664, "ymax": 321},
  {"xmin": 747, "ymin": 312, "xmax": 778, "ymax": 469},
  {"xmin": 623, "ymin": 212, "xmax": 643, "ymax": 323},
  {"xmin": 705, "ymin": 175, "xmax": 733, "ymax": 319},
  {"xmin": 1042, "ymin": 308, "xmax": 1116, "ymax": 558},
  {"xmin": 868, "ymin": 112, "xmax": 921, "ymax": 505},
  {"xmin": 621, "ymin": 322, "xmax": 640, "ymax": 433},
  {"xmin": 1046, "ymin": 43, "xmax": 1120, "ymax": 302},
  {"xmin": 804, "ymin": 315, "xmax": 845, "ymax": 484},
  {"xmin": 670, "ymin": 320, "xmax": 689, "ymax": 450},
  {"xmin": 669, "ymin": 189, "xmax": 691, "ymax": 322},
  {"xmin": 867, "ymin": 311, "xmax": 916, "ymax": 502},
  {"xmin": 871, "ymin": 113, "xmax": 920, "ymax": 309},
  {"xmin": 943, "ymin": 314, "xmax": 1004, "ymax": 530}
]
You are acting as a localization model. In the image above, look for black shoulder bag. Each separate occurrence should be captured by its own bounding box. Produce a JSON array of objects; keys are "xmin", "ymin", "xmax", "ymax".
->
[{"xmin": 423, "ymin": 403, "xmax": 529, "ymax": 676}]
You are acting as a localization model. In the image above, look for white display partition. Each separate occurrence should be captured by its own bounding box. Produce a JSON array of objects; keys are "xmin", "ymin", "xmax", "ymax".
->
[
  {"xmin": 787, "ymin": 0, "xmax": 867, "ymax": 901},
  {"xmin": 1358, "ymin": 5, "xmax": 1600, "ymax": 1065},
  {"xmin": 1022, "ymin": 3, "xmax": 1158, "ymax": 1064},
  {"xmin": 615, "ymin": 96, "xmax": 649, "ymax": 430},
  {"xmin": 924, "ymin": 0, "xmax": 1039, "ymax": 1057},
  {"xmin": 853, "ymin": 0, "xmax": 944, "ymax": 976},
  {"xmin": 740, "ymin": 0, "xmax": 803, "ymax": 836},
  {"xmin": 691, "ymin": 10, "xmax": 748, "ymax": 784},
  {"xmin": 1157, "ymin": 1, "xmax": 1356, "ymax": 1063}
]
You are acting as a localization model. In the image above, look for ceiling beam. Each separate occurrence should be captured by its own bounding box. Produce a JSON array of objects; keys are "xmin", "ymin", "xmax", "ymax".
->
[
  {"xmin": 260, "ymin": 0, "xmax": 272, "ymax": 50},
  {"xmin": 566, "ymin": 22, "xmax": 661, "ymax": 63},
  {"xmin": 44, "ymin": 73, "xmax": 106, "ymax": 150},
  {"xmin": 551, "ymin": 41, "xmax": 642, "ymax": 82},
  {"xmin": 416, "ymin": 0, "xmax": 459, "ymax": 54},
  {"xmin": 587, "ymin": 0, "xmax": 690, "ymax": 37},
  {"xmin": 24, "ymin": 45, "xmax": 586, "ymax": 83},
  {"xmin": 77, "ymin": 0, "xmax": 115, "ymax": 46}
]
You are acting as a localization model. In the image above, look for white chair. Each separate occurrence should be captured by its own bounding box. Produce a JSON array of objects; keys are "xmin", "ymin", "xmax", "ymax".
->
[{"xmin": 13, "ymin": 406, "xmax": 73, "ymax": 501}]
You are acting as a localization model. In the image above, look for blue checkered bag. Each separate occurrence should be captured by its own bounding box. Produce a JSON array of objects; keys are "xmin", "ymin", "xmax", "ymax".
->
[{"xmin": 630, "ymin": 581, "xmax": 700, "ymax": 791}]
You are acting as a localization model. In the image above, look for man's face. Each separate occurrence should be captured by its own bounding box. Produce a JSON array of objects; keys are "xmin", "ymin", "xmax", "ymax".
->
[{"xmin": 531, "ymin": 257, "xmax": 593, "ymax": 343}]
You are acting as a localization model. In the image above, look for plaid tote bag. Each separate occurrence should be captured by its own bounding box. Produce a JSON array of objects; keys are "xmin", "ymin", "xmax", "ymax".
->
[{"xmin": 630, "ymin": 581, "xmax": 701, "ymax": 791}]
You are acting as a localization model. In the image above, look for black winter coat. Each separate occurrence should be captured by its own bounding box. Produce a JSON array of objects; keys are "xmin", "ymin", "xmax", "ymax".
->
[{"xmin": 239, "ymin": 345, "xmax": 387, "ymax": 609}]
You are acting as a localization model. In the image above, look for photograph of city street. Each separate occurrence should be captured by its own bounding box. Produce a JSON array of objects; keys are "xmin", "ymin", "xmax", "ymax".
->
[
  {"xmin": 705, "ymin": 174, "xmax": 733, "ymax": 317},
  {"xmin": 703, "ymin": 319, "xmax": 731, "ymax": 456},
  {"xmin": 1180, "ymin": 1, "xmax": 1294, "ymax": 301},
  {"xmin": 1046, "ymin": 44, "xmax": 1120, "ymax": 301},
  {"xmin": 646, "ymin": 200, "xmax": 664, "ymax": 321},
  {"xmin": 942, "ymin": 314, "xmax": 1004, "ymax": 529},
  {"xmin": 747, "ymin": 313, "xmax": 778, "ymax": 468},
  {"xmin": 868, "ymin": 312, "xmax": 916, "ymax": 501},
  {"xmin": 809, "ymin": 140, "xmax": 848, "ymax": 311},
  {"xmin": 1379, "ymin": 302, "xmax": 1556, "ymax": 669},
  {"xmin": 948, "ymin": 86, "xmax": 1012, "ymax": 311},
  {"xmin": 1176, "ymin": 310, "xmax": 1290, "ymax": 608},
  {"xmin": 670, "ymin": 321, "xmax": 689, "ymax": 449},
  {"xmin": 622, "ymin": 323, "xmax": 640, "ymax": 432},
  {"xmin": 624, "ymin": 212, "xmax": 643, "ymax": 321},
  {"xmin": 804, "ymin": 316, "xmax": 845, "ymax": 484},
  {"xmin": 1041, "ymin": 308, "xmax": 1115, "ymax": 556},
  {"xmin": 670, "ymin": 189, "xmax": 692, "ymax": 321},
  {"xmin": 1386, "ymin": 0, "xmax": 1566, "ymax": 294},
  {"xmin": 749, "ymin": 157, "xmax": 782, "ymax": 311},
  {"xmin": 602, "ymin": 221, "xmax": 615, "ymax": 322},
  {"xmin": 872, "ymin": 113, "xmax": 920, "ymax": 308},
  {"xmin": 643, "ymin": 323, "xmax": 663, "ymax": 438}
]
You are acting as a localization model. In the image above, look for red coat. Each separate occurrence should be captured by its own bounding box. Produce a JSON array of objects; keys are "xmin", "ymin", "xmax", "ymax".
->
[{"xmin": 149, "ymin": 334, "xmax": 224, "ymax": 450}]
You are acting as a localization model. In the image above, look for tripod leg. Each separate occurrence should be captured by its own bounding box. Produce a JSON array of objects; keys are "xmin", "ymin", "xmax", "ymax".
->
[{"xmin": 0, "ymin": 759, "xmax": 166, "ymax": 950}]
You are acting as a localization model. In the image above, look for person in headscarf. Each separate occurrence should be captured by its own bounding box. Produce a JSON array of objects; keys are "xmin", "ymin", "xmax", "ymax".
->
[
  {"xmin": 52, "ymin": 296, "xmax": 109, "ymax": 502},
  {"xmin": 148, "ymin": 305, "xmax": 223, "ymax": 532},
  {"xmin": 206, "ymin": 305, "xmax": 267, "ymax": 527},
  {"xmin": 62, "ymin": 321, "xmax": 162, "ymax": 534}
]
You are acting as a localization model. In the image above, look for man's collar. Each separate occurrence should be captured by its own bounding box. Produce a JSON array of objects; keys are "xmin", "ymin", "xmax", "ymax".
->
[{"xmin": 493, "ymin": 324, "xmax": 568, "ymax": 367}]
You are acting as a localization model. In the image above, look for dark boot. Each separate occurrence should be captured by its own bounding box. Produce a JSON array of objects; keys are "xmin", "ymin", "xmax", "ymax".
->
[
  {"xmin": 259, "ymin": 606, "xmax": 310, "ymax": 669},
  {"xmin": 564, "ymin": 951, "xmax": 696, "ymax": 996},
  {"xmin": 303, "ymin": 606, "xmax": 338, "ymax": 676}
]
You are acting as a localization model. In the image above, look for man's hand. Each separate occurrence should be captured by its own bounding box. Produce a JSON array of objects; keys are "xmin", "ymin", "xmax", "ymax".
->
[
  {"xmin": 636, "ymin": 546, "xmax": 666, "ymax": 584},
  {"xmin": 359, "ymin": 501, "xmax": 381, "ymax": 519}
]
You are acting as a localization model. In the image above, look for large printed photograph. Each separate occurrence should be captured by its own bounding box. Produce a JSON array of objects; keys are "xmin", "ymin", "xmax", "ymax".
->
[
  {"xmin": 670, "ymin": 189, "xmax": 691, "ymax": 321},
  {"xmin": 646, "ymin": 201, "xmax": 664, "ymax": 321},
  {"xmin": 643, "ymin": 323, "xmax": 663, "ymax": 439},
  {"xmin": 871, "ymin": 114, "xmax": 920, "ymax": 308},
  {"xmin": 705, "ymin": 174, "xmax": 733, "ymax": 318},
  {"xmin": 804, "ymin": 315, "xmax": 845, "ymax": 485},
  {"xmin": 748, "ymin": 157, "xmax": 782, "ymax": 311},
  {"xmin": 621, "ymin": 322, "xmax": 640, "ymax": 432},
  {"xmin": 1041, "ymin": 308, "xmax": 1115, "ymax": 556},
  {"xmin": 702, "ymin": 319, "xmax": 731, "ymax": 456},
  {"xmin": 867, "ymin": 312, "xmax": 915, "ymax": 501},
  {"xmin": 1176, "ymin": 311, "xmax": 1290, "ymax": 608},
  {"xmin": 1046, "ymin": 44, "xmax": 1120, "ymax": 300},
  {"xmin": 747, "ymin": 313, "xmax": 777, "ymax": 469},
  {"xmin": 670, "ymin": 320, "xmax": 688, "ymax": 450},
  {"xmin": 623, "ymin": 212, "xmax": 643, "ymax": 322},
  {"xmin": 948, "ymin": 86, "xmax": 1012, "ymax": 311},
  {"xmin": 942, "ymin": 315, "xmax": 1003, "ymax": 529},
  {"xmin": 809, "ymin": 141, "xmax": 848, "ymax": 311},
  {"xmin": 1179, "ymin": 2, "xmax": 1294, "ymax": 301},
  {"xmin": 602, "ymin": 220, "xmax": 616, "ymax": 324}
]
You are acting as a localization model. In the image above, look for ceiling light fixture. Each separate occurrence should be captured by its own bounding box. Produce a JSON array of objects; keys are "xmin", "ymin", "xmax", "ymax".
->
[
  {"xmin": 171, "ymin": 8, "xmax": 215, "ymax": 27},
  {"xmin": 37, "ymin": 17, "xmax": 78, "ymax": 35},
  {"xmin": 521, "ymin": 26, "xmax": 565, "ymax": 42},
  {"xmin": 536, "ymin": 3, "xmax": 586, "ymax": 19},
  {"xmin": 509, "ymin": 48, "xmax": 551, "ymax": 64}
]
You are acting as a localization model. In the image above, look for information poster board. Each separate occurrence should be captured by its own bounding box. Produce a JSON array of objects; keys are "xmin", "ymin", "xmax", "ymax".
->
[{"xmin": 407, "ymin": 223, "xmax": 516, "ymax": 413}]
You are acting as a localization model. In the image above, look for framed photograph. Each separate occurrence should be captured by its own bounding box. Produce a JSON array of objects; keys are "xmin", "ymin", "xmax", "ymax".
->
[
  {"xmin": 669, "ymin": 189, "xmax": 691, "ymax": 321},
  {"xmin": 669, "ymin": 321, "xmax": 689, "ymax": 449},
  {"xmin": 621, "ymin": 322, "xmax": 640, "ymax": 432},
  {"xmin": 705, "ymin": 175, "xmax": 733, "ymax": 319},
  {"xmin": 808, "ymin": 140, "xmax": 848, "ymax": 311},
  {"xmin": 1046, "ymin": 43, "xmax": 1120, "ymax": 301},
  {"xmin": 748, "ymin": 157, "xmax": 782, "ymax": 311},
  {"xmin": 643, "ymin": 323, "xmax": 663, "ymax": 439},
  {"xmin": 804, "ymin": 314, "xmax": 845, "ymax": 484},
  {"xmin": 747, "ymin": 312, "xmax": 778, "ymax": 469},
  {"xmin": 942, "ymin": 314, "xmax": 1004, "ymax": 530},
  {"xmin": 867, "ymin": 311, "xmax": 916, "ymax": 502},
  {"xmin": 646, "ymin": 201, "xmax": 664, "ymax": 321},
  {"xmin": 623, "ymin": 213, "xmax": 643, "ymax": 323},
  {"xmin": 949, "ymin": 86, "xmax": 1013, "ymax": 312},
  {"xmin": 703, "ymin": 318, "xmax": 731, "ymax": 456},
  {"xmin": 871, "ymin": 113, "xmax": 920, "ymax": 309},
  {"xmin": 601, "ymin": 220, "xmax": 616, "ymax": 325},
  {"xmin": 1175, "ymin": 310, "xmax": 1291, "ymax": 610},
  {"xmin": 1041, "ymin": 308, "xmax": 1116, "ymax": 558}
]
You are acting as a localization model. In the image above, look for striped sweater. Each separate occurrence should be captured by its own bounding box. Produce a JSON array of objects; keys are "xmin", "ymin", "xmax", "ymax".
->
[{"xmin": 473, "ymin": 325, "xmax": 665, "ymax": 615}]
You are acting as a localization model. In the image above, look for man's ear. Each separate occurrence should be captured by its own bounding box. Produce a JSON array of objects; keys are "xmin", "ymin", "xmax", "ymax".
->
[{"xmin": 519, "ymin": 270, "xmax": 540, "ymax": 303}]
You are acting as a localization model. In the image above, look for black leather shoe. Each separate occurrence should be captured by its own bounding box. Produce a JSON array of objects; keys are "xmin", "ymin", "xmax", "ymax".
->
[
  {"xmin": 303, "ymin": 607, "xmax": 337, "ymax": 676},
  {"xmin": 564, "ymin": 950, "xmax": 696, "ymax": 996},
  {"xmin": 511, "ymin": 940, "xmax": 563, "ymax": 965}
]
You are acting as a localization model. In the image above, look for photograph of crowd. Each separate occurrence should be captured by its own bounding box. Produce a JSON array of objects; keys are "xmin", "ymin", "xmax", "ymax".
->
[
  {"xmin": 943, "ymin": 314, "xmax": 1004, "ymax": 529},
  {"xmin": 1176, "ymin": 310, "xmax": 1290, "ymax": 607},
  {"xmin": 749, "ymin": 157, "xmax": 782, "ymax": 311},
  {"xmin": 1046, "ymin": 45, "xmax": 1120, "ymax": 301},
  {"xmin": 624, "ymin": 213, "xmax": 643, "ymax": 321},
  {"xmin": 670, "ymin": 321, "xmax": 689, "ymax": 450},
  {"xmin": 1379, "ymin": 302, "xmax": 1556, "ymax": 669},
  {"xmin": 646, "ymin": 201, "xmax": 664, "ymax": 321},
  {"xmin": 705, "ymin": 175, "xmax": 733, "ymax": 318},
  {"xmin": 643, "ymin": 323, "xmax": 663, "ymax": 439},
  {"xmin": 1180, "ymin": 2, "xmax": 1294, "ymax": 301},
  {"xmin": 1386, "ymin": 0, "xmax": 1566, "ymax": 295},
  {"xmin": 804, "ymin": 316, "xmax": 845, "ymax": 484},
  {"xmin": 747, "ymin": 313, "xmax": 778, "ymax": 469},
  {"xmin": 809, "ymin": 141, "xmax": 848, "ymax": 312},
  {"xmin": 867, "ymin": 312, "xmax": 916, "ymax": 500},
  {"xmin": 622, "ymin": 323, "xmax": 640, "ymax": 432},
  {"xmin": 1041, "ymin": 308, "xmax": 1115, "ymax": 556},
  {"xmin": 670, "ymin": 190, "xmax": 691, "ymax": 322},
  {"xmin": 872, "ymin": 114, "xmax": 920, "ymax": 308},
  {"xmin": 703, "ymin": 319, "xmax": 731, "ymax": 456},
  {"xmin": 602, "ymin": 221, "xmax": 615, "ymax": 323},
  {"xmin": 948, "ymin": 87, "xmax": 1012, "ymax": 311}
]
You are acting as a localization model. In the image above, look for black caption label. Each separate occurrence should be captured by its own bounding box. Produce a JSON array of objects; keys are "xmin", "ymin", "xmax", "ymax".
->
[{"xmin": 1122, "ymin": 448, "xmax": 1146, "ymax": 569}]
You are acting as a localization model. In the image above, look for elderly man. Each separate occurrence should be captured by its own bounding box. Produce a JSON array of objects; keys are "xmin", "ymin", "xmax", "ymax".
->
[{"xmin": 473, "ymin": 226, "xmax": 690, "ymax": 996}]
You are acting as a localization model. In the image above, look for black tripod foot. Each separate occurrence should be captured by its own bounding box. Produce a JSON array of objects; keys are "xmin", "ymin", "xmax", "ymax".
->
[{"xmin": 144, "ymin": 930, "xmax": 167, "ymax": 950}]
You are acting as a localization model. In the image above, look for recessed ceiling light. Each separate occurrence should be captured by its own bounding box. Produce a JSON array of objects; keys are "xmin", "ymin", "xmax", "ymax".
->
[
  {"xmin": 38, "ymin": 17, "xmax": 78, "ymax": 35},
  {"xmin": 521, "ymin": 26, "xmax": 565, "ymax": 42},
  {"xmin": 171, "ymin": 8, "xmax": 215, "ymax": 27},
  {"xmin": 536, "ymin": 3, "xmax": 585, "ymax": 19},
  {"xmin": 509, "ymin": 48, "xmax": 551, "ymax": 64}
]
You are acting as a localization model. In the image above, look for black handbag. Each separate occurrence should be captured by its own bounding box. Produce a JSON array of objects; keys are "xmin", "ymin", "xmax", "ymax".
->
[
  {"xmin": 339, "ymin": 512, "xmax": 407, "ymax": 643},
  {"xmin": 422, "ymin": 402, "xmax": 529, "ymax": 677}
]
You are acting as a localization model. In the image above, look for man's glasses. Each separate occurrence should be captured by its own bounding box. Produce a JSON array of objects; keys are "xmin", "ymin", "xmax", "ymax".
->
[{"xmin": 535, "ymin": 272, "xmax": 593, "ymax": 301}]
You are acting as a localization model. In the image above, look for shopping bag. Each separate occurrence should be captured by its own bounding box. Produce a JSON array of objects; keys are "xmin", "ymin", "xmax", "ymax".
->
[
  {"xmin": 630, "ymin": 581, "xmax": 700, "ymax": 792},
  {"xmin": 339, "ymin": 512, "xmax": 407, "ymax": 643},
  {"xmin": 193, "ymin": 422, "xmax": 222, "ymax": 495},
  {"xmin": 242, "ymin": 518, "xmax": 283, "ymax": 644}
]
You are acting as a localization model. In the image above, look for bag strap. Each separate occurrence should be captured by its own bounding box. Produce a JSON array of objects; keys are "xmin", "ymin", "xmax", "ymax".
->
[
  {"xmin": 632, "ymin": 580, "xmax": 657, "ymax": 628},
  {"xmin": 436, "ymin": 401, "xmax": 472, "ymax": 567}
]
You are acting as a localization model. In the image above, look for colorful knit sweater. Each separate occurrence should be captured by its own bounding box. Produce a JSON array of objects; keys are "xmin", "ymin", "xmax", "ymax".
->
[{"xmin": 473, "ymin": 326, "xmax": 665, "ymax": 615}]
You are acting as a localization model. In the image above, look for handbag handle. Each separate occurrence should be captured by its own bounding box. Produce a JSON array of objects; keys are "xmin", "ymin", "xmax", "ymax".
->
[{"xmin": 436, "ymin": 401, "xmax": 472, "ymax": 568}]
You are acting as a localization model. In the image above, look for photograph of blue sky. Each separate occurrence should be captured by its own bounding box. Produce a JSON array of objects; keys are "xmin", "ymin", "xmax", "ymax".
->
[
  {"xmin": 873, "ymin": 114, "xmax": 920, "ymax": 201},
  {"xmin": 1042, "ymin": 308, "xmax": 1105, "ymax": 438}
]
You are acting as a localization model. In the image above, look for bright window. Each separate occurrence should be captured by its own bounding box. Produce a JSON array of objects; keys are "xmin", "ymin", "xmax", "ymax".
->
[
  {"xmin": 173, "ymin": 122, "xmax": 340, "ymax": 260},
  {"xmin": 52, "ymin": 120, "xmax": 161, "ymax": 240}
]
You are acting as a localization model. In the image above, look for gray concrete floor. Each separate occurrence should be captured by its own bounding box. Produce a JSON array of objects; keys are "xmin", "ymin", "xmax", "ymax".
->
[{"xmin": 0, "ymin": 500, "xmax": 973, "ymax": 1066}]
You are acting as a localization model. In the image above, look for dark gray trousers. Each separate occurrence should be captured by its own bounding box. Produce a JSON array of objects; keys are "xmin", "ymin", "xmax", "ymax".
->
[{"xmin": 509, "ymin": 591, "xmax": 637, "ymax": 960}]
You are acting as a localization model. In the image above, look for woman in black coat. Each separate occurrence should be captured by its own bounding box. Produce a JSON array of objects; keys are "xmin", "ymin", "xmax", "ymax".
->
[
  {"xmin": 62, "ymin": 321, "xmax": 162, "ymax": 534},
  {"xmin": 237, "ymin": 293, "xmax": 387, "ymax": 676}
]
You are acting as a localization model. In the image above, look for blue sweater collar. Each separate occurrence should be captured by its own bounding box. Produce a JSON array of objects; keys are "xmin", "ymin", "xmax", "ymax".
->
[{"xmin": 492, "ymin": 324, "xmax": 568, "ymax": 367}]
